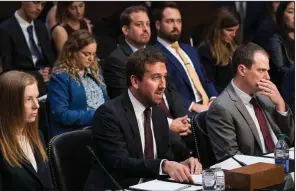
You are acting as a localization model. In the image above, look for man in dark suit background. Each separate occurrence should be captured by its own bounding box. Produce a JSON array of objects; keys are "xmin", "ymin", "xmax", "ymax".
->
[
  {"xmin": 154, "ymin": 2, "xmax": 218, "ymax": 114},
  {"xmin": 84, "ymin": 47, "xmax": 202, "ymax": 190},
  {"xmin": 0, "ymin": 2, "xmax": 55, "ymax": 96},
  {"xmin": 206, "ymin": 43, "xmax": 294, "ymax": 161},
  {"xmin": 104, "ymin": 5, "xmax": 193, "ymax": 138}
]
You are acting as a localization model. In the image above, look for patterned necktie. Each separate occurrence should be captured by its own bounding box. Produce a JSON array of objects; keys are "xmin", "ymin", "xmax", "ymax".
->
[
  {"xmin": 27, "ymin": 25, "xmax": 44, "ymax": 68},
  {"xmin": 171, "ymin": 42, "xmax": 209, "ymax": 105},
  {"xmin": 144, "ymin": 108, "xmax": 154, "ymax": 159},
  {"xmin": 250, "ymin": 98, "xmax": 275, "ymax": 153}
]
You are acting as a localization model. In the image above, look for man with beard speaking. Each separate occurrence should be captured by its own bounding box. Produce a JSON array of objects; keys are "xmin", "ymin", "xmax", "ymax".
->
[{"xmin": 154, "ymin": 2, "xmax": 218, "ymax": 114}]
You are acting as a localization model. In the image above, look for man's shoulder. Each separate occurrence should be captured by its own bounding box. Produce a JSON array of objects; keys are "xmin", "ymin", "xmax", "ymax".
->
[
  {"xmin": 108, "ymin": 45, "xmax": 127, "ymax": 61},
  {"xmin": 211, "ymin": 89, "xmax": 234, "ymax": 110},
  {"xmin": 0, "ymin": 16, "xmax": 16, "ymax": 30}
]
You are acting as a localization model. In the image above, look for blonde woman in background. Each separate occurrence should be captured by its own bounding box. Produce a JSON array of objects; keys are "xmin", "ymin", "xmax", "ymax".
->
[{"xmin": 48, "ymin": 30, "xmax": 108, "ymax": 136}]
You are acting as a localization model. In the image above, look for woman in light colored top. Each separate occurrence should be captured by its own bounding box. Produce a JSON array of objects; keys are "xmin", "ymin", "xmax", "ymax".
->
[
  {"xmin": 0, "ymin": 71, "xmax": 53, "ymax": 191},
  {"xmin": 48, "ymin": 30, "xmax": 108, "ymax": 136},
  {"xmin": 51, "ymin": 1, "xmax": 92, "ymax": 55},
  {"xmin": 198, "ymin": 7, "xmax": 241, "ymax": 93}
]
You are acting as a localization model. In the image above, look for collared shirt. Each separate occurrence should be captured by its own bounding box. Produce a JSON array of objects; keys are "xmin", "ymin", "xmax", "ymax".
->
[
  {"xmin": 79, "ymin": 69, "xmax": 105, "ymax": 110},
  {"xmin": 128, "ymin": 90, "xmax": 166, "ymax": 179},
  {"xmin": 14, "ymin": 11, "xmax": 41, "ymax": 65},
  {"xmin": 157, "ymin": 37, "xmax": 202, "ymax": 104},
  {"xmin": 18, "ymin": 135, "xmax": 37, "ymax": 172},
  {"xmin": 231, "ymin": 79, "xmax": 288, "ymax": 153},
  {"xmin": 125, "ymin": 40, "xmax": 141, "ymax": 53},
  {"xmin": 128, "ymin": 89, "xmax": 157, "ymax": 157}
]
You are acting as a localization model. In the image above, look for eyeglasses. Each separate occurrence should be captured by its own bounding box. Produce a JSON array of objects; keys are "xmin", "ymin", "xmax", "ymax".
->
[{"xmin": 80, "ymin": 51, "xmax": 97, "ymax": 59}]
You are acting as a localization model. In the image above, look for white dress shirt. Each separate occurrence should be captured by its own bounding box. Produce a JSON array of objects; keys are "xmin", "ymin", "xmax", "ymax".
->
[
  {"xmin": 128, "ymin": 89, "xmax": 157, "ymax": 158},
  {"xmin": 18, "ymin": 135, "xmax": 38, "ymax": 172},
  {"xmin": 231, "ymin": 80, "xmax": 288, "ymax": 153},
  {"xmin": 128, "ymin": 90, "xmax": 166, "ymax": 179},
  {"xmin": 14, "ymin": 11, "xmax": 42, "ymax": 65}
]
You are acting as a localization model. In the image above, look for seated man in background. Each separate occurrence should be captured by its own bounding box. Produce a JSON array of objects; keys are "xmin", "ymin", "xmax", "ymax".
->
[
  {"xmin": 104, "ymin": 5, "xmax": 193, "ymax": 138},
  {"xmin": 206, "ymin": 43, "xmax": 294, "ymax": 162},
  {"xmin": 84, "ymin": 47, "xmax": 202, "ymax": 190},
  {"xmin": 0, "ymin": 2, "xmax": 55, "ymax": 96},
  {"xmin": 154, "ymin": 2, "xmax": 218, "ymax": 114}
]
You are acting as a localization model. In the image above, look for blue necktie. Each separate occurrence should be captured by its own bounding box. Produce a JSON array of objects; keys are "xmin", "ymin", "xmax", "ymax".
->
[{"xmin": 27, "ymin": 25, "xmax": 44, "ymax": 68}]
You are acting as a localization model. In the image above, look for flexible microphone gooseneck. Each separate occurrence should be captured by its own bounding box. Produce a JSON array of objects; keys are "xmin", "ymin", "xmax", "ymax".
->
[
  {"xmin": 85, "ymin": 145, "xmax": 125, "ymax": 191},
  {"xmin": 192, "ymin": 115, "xmax": 247, "ymax": 167}
]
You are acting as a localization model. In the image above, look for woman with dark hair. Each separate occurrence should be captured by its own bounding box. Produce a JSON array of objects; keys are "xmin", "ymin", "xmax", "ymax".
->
[
  {"xmin": 51, "ymin": 1, "xmax": 92, "ymax": 54},
  {"xmin": 48, "ymin": 30, "xmax": 108, "ymax": 136},
  {"xmin": 253, "ymin": 2, "xmax": 280, "ymax": 48},
  {"xmin": 198, "ymin": 7, "xmax": 241, "ymax": 93},
  {"xmin": 267, "ymin": 1, "xmax": 294, "ymax": 89},
  {"xmin": 0, "ymin": 71, "xmax": 53, "ymax": 191}
]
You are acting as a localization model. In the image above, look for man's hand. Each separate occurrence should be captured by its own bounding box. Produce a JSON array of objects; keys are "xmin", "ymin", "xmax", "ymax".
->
[
  {"xmin": 258, "ymin": 79, "xmax": 286, "ymax": 112},
  {"xmin": 163, "ymin": 160, "xmax": 194, "ymax": 183},
  {"xmin": 208, "ymin": 98, "xmax": 216, "ymax": 107},
  {"xmin": 39, "ymin": 67, "xmax": 51, "ymax": 82},
  {"xmin": 191, "ymin": 103, "xmax": 209, "ymax": 113},
  {"xmin": 180, "ymin": 157, "xmax": 202, "ymax": 174},
  {"xmin": 170, "ymin": 115, "xmax": 191, "ymax": 136}
]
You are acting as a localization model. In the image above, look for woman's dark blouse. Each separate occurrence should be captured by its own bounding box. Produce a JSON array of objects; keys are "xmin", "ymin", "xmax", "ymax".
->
[{"xmin": 198, "ymin": 41, "xmax": 234, "ymax": 94}]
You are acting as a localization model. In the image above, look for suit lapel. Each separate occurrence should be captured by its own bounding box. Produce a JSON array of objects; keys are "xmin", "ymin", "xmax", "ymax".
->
[
  {"xmin": 21, "ymin": 147, "xmax": 44, "ymax": 187},
  {"xmin": 120, "ymin": 41, "xmax": 134, "ymax": 57},
  {"xmin": 34, "ymin": 20, "xmax": 45, "ymax": 58},
  {"xmin": 11, "ymin": 17, "xmax": 34, "ymax": 64},
  {"xmin": 155, "ymin": 42, "xmax": 192, "ymax": 88},
  {"xmin": 152, "ymin": 106, "xmax": 167, "ymax": 158},
  {"xmin": 122, "ymin": 92, "xmax": 144, "ymax": 158},
  {"xmin": 227, "ymin": 85, "xmax": 264, "ymax": 152}
]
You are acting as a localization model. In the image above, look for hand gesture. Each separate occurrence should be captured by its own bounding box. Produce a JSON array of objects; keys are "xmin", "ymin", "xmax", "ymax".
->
[{"xmin": 258, "ymin": 79, "xmax": 286, "ymax": 112}]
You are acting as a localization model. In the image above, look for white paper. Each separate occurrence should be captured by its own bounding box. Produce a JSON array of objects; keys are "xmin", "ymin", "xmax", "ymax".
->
[
  {"xmin": 129, "ymin": 179, "xmax": 202, "ymax": 191},
  {"xmin": 264, "ymin": 149, "xmax": 294, "ymax": 160},
  {"xmin": 210, "ymin": 154, "xmax": 276, "ymax": 170},
  {"xmin": 191, "ymin": 174, "xmax": 203, "ymax": 185}
]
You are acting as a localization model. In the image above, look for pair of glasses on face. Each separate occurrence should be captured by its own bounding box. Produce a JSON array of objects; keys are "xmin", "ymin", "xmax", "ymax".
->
[{"xmin": 80, "ymin": 51, "xmax": 97, "ymax": 59}]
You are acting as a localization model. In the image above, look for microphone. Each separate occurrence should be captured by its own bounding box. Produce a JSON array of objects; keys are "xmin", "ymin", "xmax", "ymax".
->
[
  {"xmin": 85, "ymin": 145, "xmax": 125, "ymax": 191},
  {"xmin": 192, "ymin": 115, "xmax": 247, "ymax": 167}
]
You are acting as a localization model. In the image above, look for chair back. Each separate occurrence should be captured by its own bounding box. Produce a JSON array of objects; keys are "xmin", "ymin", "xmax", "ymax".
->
[
  {"xmin": 193, "ymin": 111, "xmax": 216, "ymax": 168},
  {"xmin": 48, "ymin": 129, "xmax": 92, "ymax": 191}
]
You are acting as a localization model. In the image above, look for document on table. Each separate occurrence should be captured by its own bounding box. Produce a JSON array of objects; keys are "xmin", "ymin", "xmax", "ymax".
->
[
  {"xmin": 210, "ymin": 154, "xmax": 275, "ymax": 170},
  {"xmin": 129, "ymin": 179, "xmax": 202, "ymax": 191},
  {"xmin": 264, "ymin": 147, "xmax": 295, "ymax": 160},
  {"xmin": 168, "ymin": 174, "xmax": 203, "ymax": 185}
]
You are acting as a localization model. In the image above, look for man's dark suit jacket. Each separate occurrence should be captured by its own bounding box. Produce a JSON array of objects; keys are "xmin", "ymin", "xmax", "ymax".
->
[
  {"xmin": 83, "ymin": 91, "xmax": 190, "ymax": 190},
  {"xmin": 0, "ymin": 131, "xmax": 53, "ymax": 191},
  {"xmin": 155, "ymin": 41, "xmax": 218, "ymax": 109},
  {"xmin": 103, "ymin": 40, "xmax": 190, "ymax": 118},
  {"xmin": 0, "ymin": 16, "xmax": 55, "ymax": 95}
]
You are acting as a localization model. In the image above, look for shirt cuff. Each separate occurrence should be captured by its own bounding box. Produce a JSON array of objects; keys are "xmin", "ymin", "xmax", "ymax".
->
[
  {"xmin": 278, "ymin": 111, "xmax": 288, "ymax": 116},
  {"xmin": 159, "ymin": 159, "xmax": 167, "ymax": 175},
  {"xmin": 210, "ymin": 96, "xmax": 216, "ymax": 101},
  {"xmin": 167, "ymin": 118, "xmax": 173, "ymax": 127},
  {"xmin": 188, "ymin": 102, "xmax": 194, "ymax": 112}
]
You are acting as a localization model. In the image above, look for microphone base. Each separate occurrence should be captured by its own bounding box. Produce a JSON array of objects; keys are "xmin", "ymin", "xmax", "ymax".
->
[{"xmin": 225, "ymin": 162, "xmax": 284, "ymax": 191}]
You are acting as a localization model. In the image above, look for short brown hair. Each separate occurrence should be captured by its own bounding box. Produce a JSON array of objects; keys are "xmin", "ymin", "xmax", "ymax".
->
[
  {"xmin": 126, "ymin": 47, "xmax": 167, "ymax": 86},
  {"xmin": 120, "ymin": 5, "xmax": 148, "ymax": 28},
  {"xmin": 232, "ymin": 43, "xmax": 269, "ymax": 75},
  {"xmin": 152, "ymin": 2, "xmax": 179, "ymax": 22}
]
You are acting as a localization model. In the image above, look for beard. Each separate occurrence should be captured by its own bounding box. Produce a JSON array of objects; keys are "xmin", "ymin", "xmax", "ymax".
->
[{"xmin": 158, "ymin": 28, "xmax": 181, "ymax": 43}]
